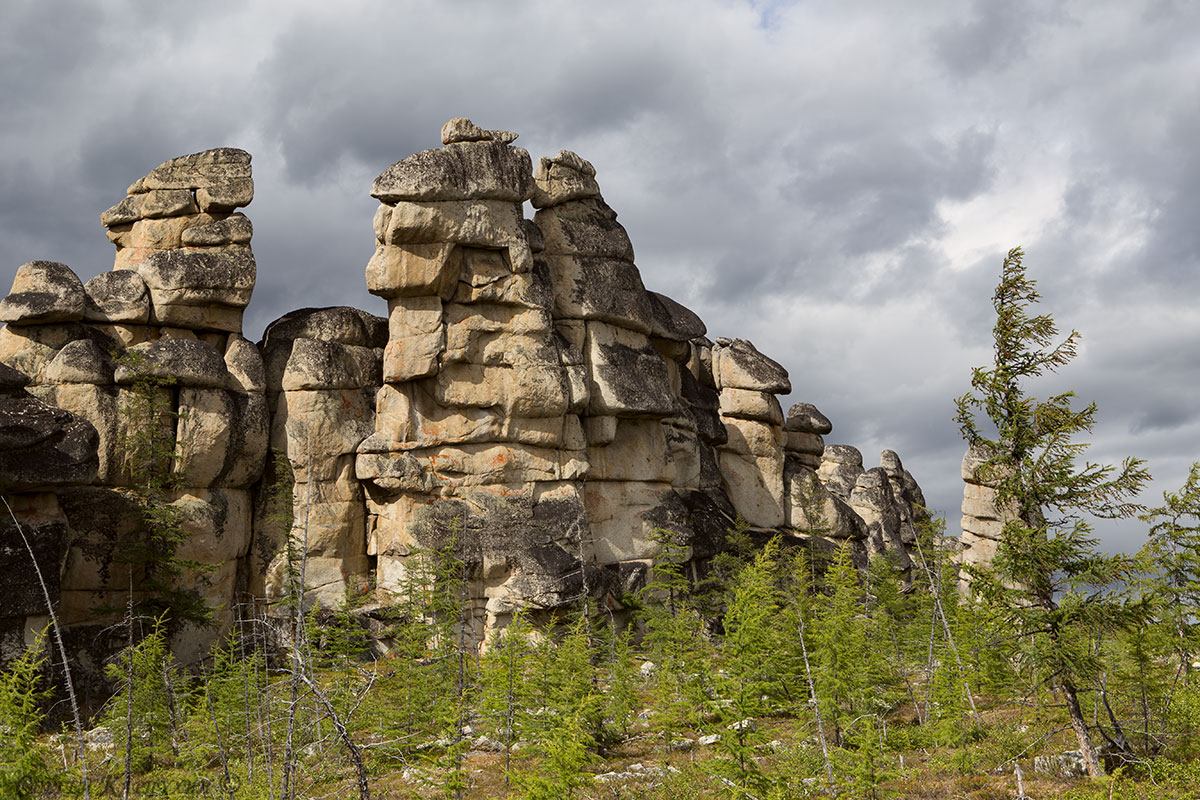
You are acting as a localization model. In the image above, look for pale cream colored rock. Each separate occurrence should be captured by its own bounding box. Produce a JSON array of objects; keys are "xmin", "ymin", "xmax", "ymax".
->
[
  {"xmin": 171, "ymin": 489, "xmax": 253, "ymax": 563},
  {"xmin": 35, "ymin": 383, "xmax": 120, "ymax": 484},
  {"xmin": 960, "ymin": 528, "xmax": 1000, "ymax": 563},
  {"xmin": 720, "ymin": 417, "xmax": 786, "ymax": 458},
  {"xmin": 373, "ymin": 204, "xmax": 393, "ymax": 242},
  {"xmin": 719, "ymin": 387, "xmax": 784, "ymax": 425},
  {"xmin": 366, "ymin": 243, "xmax": 461, "ymax": 299},
  {"xmin": 718, "ymin": 448, "xmax": 786, "ymax": 528},
  {"xmin": 849, "ymin": 468, "xmax": 909, "ymax": 564},
  {"xmin": 382, "ymin": 200, "xmax": 532, "ymax": 273},
  {"xmin": 375, "ymin": 381, "xmax": 500, "ymax": 447},
  {"xmin": 158, "ymin": 327, "xmax": 196, "ymax": 339},
  {"xmin": 961, "ymin": 514, "xmax": 1004, "ymax": 540},
  {"xmin": 383, "ymin": 335, "xmax": 443, "ymax": 382},
  {"xmin": 440, "ymin": 117, "xmax": 519, "ymax": 145},
  {"xmin": 584, "ymin": 481, "xmax": 675, "ymax": 564},
  {"xmin": 387, "ymin": 295, "xmax": 443, "ymax": 338},
  {"xmin": 534, "ymin": 198, "xmax": 634, "ymax": 260},
  {"xmin": 817, "ymin": 445, "xmax": 865, "ymax": 499},
  {"xmin": 112, "ymin": 246, "xmax": 154, "ymax": 272},
  {"xmin": 450, "ymin": 269, "xmax": 549, "ymax": 309},
  {"xmin": 531, "ymin": 150, "xmax": 600, "ymax": 208},
  {"xmin": 196, "ymin": 179, "xmax": 255, "ymax": 212},
  {"xmin": 0, "ymin": 261, "xmax": 87, "ymax": 325},
  {"xmin": 180, "ymin": 213, "xmax": 253, "ymax": 246},
  {"xmin": 118, "ymin": 215, "xmax": 216, "ymax": 250},
  {"xmin": 281, "ymin": 338, "xmax": 362, "ymax": 391},
  {"xmin": 44, "ymin": 340, "xmax": 113, "ymax": 385},
  {"xmin": 788, "ymin": 467, "xmax": 865, "ymax": 539},
  {"xmin": 271, "ymin": 390, "xmax": 374, "ymax": 481},
  {"xmin": 371, "ymin": 140, "xmax": 534, "ymax": 203},
  {"xmin": 364, "ymin": 492, "xmax": 422, "ymax": 561},
  {"xmin": 663, "ymin": 423, "xmax": 702, "ymax": 489},
  {"xmin": 224, "ymin": 335, "xmax": 265, "ymax": 392},
  {"xmin": 88, "ymin": 323, "xmax": 154, "ymax": 347},
  {"xmin": 135, "ymin": 246, "xmax": 256, "ymax": 307},
  {"xmin": 383, "ymin": 297, "xmax": 444, "ymax": 381},
  {"xmin": 434, "ymin": 361, "xmax": 569, "ymax": 417},
  {"xmin": 962, "ymin": 483, "xmax": 1002, "ymax": 521},
  {"xmin": 377, "ymin": 384, "xmax": 577, "ymax": 449},
  {"xmin": 555, "ymin": 319, "xmax": 587, "ymax": 352},
  {"xmin": 784, "ymin": 430, "xmax": 825, "ymax": 456},
  {"xmin": 442, "ymin": 303, "xmax": 552, "ymax": 361},
  {"xmin": 174, "ymin": 388, "xmax": 268, "ymax": 488},
  {"xmin": 147, "ymin": 301, "xmax": 245, "ymax": 333},
  {"xmin": 0, "ymin": 326, "xmax": 57, "ymax": 382},
  {"xmin": 355, "ymin": 449, "xmax": 433, "ymax": 493},
  {"xmin": 584, "ymin": 415, "xmax": 618, "ymax": 446},
  {"xmin": 587, "ymin": 418, "xmax": 673, "ymax": 483},
  {"xmin": 419, "ymin": 442, "xmax": 587, "ymax": 486},
  {"xmin": 101, "ymin": 189, "xmax": 199, "ymax": 227},
  {"xmin": 83, "ymin": 271, "xmax": 150, "ymax": 323},
  {"xmin": 712, "ymin": 339, "xmax": 791, "ymax": 393},
  {"xmin": 126, "ymin": 148, "xmax": 251, "ymax": 194}
]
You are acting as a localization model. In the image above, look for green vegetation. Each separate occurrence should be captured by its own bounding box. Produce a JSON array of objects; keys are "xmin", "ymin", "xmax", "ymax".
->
[{"xmin": 7, "ymin": 247, "xmax": 1200, "ymax": 798}]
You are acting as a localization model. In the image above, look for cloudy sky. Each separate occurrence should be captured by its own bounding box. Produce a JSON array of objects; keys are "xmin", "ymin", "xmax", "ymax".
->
[{"xmin": 2, "ymin": 0, "xmax": 1197, "ymax": 551}]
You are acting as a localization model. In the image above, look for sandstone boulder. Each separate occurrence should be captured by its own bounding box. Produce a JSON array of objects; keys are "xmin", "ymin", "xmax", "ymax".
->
[
  {"xmin": 785, "ymin": 402, "xmax": 833, "ymax": 435},
  {"xmin": 83, "ymin": 271, "xmax": 150, "ymax": 323},
  {"xmin": 371, "ymin": 140, "xmax": 535, "ymax": 203},
  {"xmin": 0, "ymin": 262, "xmax": 86, "ymax": 325},
  {"xmin": 647, "ymin": 292, "xmax": 706, "ymax": 342},
  {"xmin": 531, "ymin": 150, "xmax": 601, "ymax": 209},
  {"xmin": 713, "ymin": 338, "xmax": 791, "ymax": 393},
  {"xmin": 0, "ymin": 365, "xmax": 99, "ymax": 491},
  {"xmin": 441, "ymin": 117, "xmax": 518, "ymax": 145},
  {"xmin": 115, "ymin": 338, "xmax": 229, "ymax": 389},
  {"xmin": 44, "ymin": 340, "xmax": 114, "ymax": 385},
  {"xmin": 534, "ymin": 198, "xmax": 635, "ymax": 260},
  {"xmin": 817, "ymin": 444, "xmax": 864, "ymax": 499}
]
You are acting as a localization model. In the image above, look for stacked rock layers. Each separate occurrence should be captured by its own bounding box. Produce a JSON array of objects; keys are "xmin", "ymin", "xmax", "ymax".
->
[
  {"xmin": 0, "ymin": 149, "xmax": 267, "ymax": 663},
  {"xmin": 0, "ymin": 121, "xmax": 932, "ymax": 662}
]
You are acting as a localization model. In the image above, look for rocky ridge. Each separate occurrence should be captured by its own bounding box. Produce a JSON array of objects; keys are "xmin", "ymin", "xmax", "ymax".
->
[{"xmin": 0, "ymin": 119, "xmax": 927, "ymax": 669}]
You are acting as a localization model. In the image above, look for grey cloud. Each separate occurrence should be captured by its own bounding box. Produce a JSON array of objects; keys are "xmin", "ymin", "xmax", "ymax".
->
[{"xmin": 2, "ymin": 0, "xmax": 1199, "ymax": 559}]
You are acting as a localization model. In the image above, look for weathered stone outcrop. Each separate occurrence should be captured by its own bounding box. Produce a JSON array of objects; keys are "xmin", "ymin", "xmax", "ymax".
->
[
  {"xmin": 957, "ymin": 444, "xmax": 1013, "ymax": 586},
  {"xmin": 0, "ymin": 122, "xmax": 930, "ymax": 665}
]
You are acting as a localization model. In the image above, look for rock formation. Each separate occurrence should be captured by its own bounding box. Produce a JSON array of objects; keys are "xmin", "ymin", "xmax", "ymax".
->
[
  {"xmin": 0, "ymin": 119, "xmax": 930, "ymax": 667},
  {"xmin": 957, "ymin": 444, "xmax": 1014, "ymax": 587}
]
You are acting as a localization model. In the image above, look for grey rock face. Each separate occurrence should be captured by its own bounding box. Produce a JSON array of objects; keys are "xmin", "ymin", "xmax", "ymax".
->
[
  {"xmin": 0, "ymin": 261, "xmax": 87, "ymax": 325},
  {"xmin": 45, "ymin": 340, "xmax": 114, "ymax": 385},
  {"xmin": 115, "ymin": 339, "xmax": 230, "ymax": 389},
  {"xmin": 263, "ymin": 306, "xmax": 383, "ymax": 348},
  {"xmin": 371, "ymin": 140, "xmax": 535, "ymax": 203},
  {"xmin": 531, "ymin": 150, "xmax": 601, "ymax": 209},
  {"xmin": 785, "ymin": 402, "xmax": 833, "ymax": 435},
  {"xmin": 535, "ymin": 199, "xmax": 636, "ymax": 260},
  {"xmin": 647, "ymin": 292, "xmax": 706, "ymax": 342},
  {"xmin": 713, "ymin": 338, "xmax": 791, "ymax": 394},
  {"xmin": 0, "ymin": 375, "xmax": 98, "ymax": 492},
  {"xmin": 84, "ymin": 271, "xmax": 150, "ymax": 323}
]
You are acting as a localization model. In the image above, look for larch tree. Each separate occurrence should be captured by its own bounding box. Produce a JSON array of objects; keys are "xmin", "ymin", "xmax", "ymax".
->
[{"xmin": 954, "ymin": 246, "xmax": 1150, "ymax": 777}]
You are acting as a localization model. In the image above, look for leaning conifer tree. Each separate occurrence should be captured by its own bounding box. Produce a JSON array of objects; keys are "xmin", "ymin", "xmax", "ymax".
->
[{"xmin": 955, "ymin": 246, "xmax": 1150, "ymax": 777}]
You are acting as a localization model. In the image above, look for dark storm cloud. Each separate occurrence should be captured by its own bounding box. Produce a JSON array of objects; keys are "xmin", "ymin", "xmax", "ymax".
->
[{"xmin": 2, "ymin": 0, "xmax": 1199, "ymax": 553}]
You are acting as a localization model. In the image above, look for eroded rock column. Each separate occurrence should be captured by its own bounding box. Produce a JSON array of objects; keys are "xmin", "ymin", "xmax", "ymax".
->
[{"xmin": 358, "ymin": 120, "xmax": 590, "ymax": 638}]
